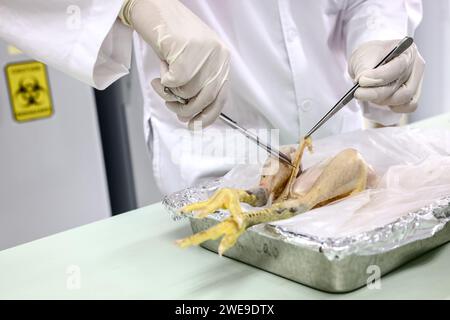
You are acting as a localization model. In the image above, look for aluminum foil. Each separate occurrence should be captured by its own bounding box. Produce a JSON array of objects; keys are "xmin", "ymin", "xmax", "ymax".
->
[
  {"xmin": 162, "ymin": 179, "xmax": 450, "ymax": 261},
  {"xmin": 162, "ymin": 178, "xmax": 223, "ymax": 221},
  {"xmin": 268, "ymin": 196, "xmax": 450, "ymax": 260}
]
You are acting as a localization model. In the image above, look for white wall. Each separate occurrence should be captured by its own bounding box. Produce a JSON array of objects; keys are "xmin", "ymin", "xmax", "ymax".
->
[
  {"xmin": 0, "ymin": 43, "xmax": 111, "ymax": 250},
  {"xmin": 412, "ymin": 0, "xmax": 450, "ymax": 121}
]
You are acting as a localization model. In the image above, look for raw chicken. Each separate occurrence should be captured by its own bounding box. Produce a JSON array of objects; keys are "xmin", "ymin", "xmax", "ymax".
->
[{"xmin": 177, "ymin": 138, "xmax": 376, "ymax": 255}]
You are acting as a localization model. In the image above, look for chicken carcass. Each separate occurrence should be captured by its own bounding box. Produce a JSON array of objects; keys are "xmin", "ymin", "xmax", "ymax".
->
[{"xmin": 177, "ymin": 138, "xmax": 375, "ymax": 255}]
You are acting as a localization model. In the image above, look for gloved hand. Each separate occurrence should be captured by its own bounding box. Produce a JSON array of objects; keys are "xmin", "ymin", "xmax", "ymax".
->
[
  {"xmin": 120, "ymin": 0, "xmax": 230, "ymax": 129},
  {"xmin": 348, "ymin": 39, "xmax": 425, "ymax": 113}
]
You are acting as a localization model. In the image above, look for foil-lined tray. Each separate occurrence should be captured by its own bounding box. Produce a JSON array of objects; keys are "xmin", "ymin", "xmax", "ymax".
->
[{"xmin": 162, "ymin": 179, "xmax": 450, "ymax": 292}]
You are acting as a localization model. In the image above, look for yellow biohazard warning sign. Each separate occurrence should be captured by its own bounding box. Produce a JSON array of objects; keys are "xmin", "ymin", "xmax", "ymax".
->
[{"xmin": 5, "ymin": 61, "xmax": 53, "ymax": 122}]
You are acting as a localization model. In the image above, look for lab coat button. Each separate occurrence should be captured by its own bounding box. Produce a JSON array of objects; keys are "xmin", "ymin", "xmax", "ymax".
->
[
  {"xmin": 287, "ymin": 28, "xmax": 298, "ymax": 42},
  {"xmin": 300, "ymin": 99, "xmax": 313, "ymax": 112}
]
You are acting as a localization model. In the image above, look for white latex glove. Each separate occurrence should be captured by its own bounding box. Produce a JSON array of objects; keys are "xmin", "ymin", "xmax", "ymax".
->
[
  {"xmin": 348, "ymin": 39, "xmax": 425, "ymax": 113},
  {"xmin": 120, "ymin": 0, "xmax": 230, "ymax": 129}
]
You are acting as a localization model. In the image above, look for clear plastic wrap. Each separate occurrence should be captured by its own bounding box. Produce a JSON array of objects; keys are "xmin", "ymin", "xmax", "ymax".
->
[{"xmin": 218, "ymin": 128, "xmax": 450, "ymax": 234}]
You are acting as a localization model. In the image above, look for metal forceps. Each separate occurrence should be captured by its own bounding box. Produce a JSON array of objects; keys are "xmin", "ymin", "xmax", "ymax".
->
[
  {"xmin": 305, "ymin": 36, "xmax": 414, "ymax": 139},
  {"xmin": 163, "ymin": 87, "xmax": 294, "ymax": 167}
]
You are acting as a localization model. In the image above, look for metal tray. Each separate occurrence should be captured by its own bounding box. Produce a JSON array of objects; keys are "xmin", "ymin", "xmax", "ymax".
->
[
  {"xmin": 163, "ymin": 179, "xmax": 450, "ymax": 293},
  {"xmin": 189, "ymin": 216, "xmax": 450, "ymax": 293}
]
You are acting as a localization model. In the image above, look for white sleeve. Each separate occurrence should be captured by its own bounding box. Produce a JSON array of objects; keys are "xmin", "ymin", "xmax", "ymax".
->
[
  {"xmin": 0, "ymin": 0, "xmax": 133, "ymax": 90},
  {"xmin": 342, "ymin": 0, "xmax": 423, "ymax": 126},
  {"xmin": 343, "ymin": 0, "xmax": 422, "ymax": 58}
]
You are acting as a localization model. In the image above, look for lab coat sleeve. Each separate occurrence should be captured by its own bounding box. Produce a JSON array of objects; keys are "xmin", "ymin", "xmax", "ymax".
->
[
  {"xmin": 0, "ymin": 0, "xmax": 132, "ymax": 90},
  {"xmin": 343, "ymin": 0, "xmax": 422, "ymax": 57},
  {"xmin": 342, "ymin": 0, "xmax": 423, "ymax": 126}
]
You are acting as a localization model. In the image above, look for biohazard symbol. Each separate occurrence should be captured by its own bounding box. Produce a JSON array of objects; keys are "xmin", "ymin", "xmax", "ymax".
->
[
  {"xmin": 5, "ymin": 61, "xmax": 53, "ymax": 122},
  {"xmin": 15, "ymin": 77, "xmax": 46, "ymax": 108}
]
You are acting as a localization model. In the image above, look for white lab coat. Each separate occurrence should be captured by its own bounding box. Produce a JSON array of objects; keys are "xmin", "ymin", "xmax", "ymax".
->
[{"xmin": 0, "ymin": 0, "xmax": 422, "ymax": 195}]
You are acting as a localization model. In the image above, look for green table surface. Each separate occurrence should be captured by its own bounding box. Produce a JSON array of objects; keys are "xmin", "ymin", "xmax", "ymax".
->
[{"xmin": 1, "ymin": 113, "xmax": 450, "ymax": 300}]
